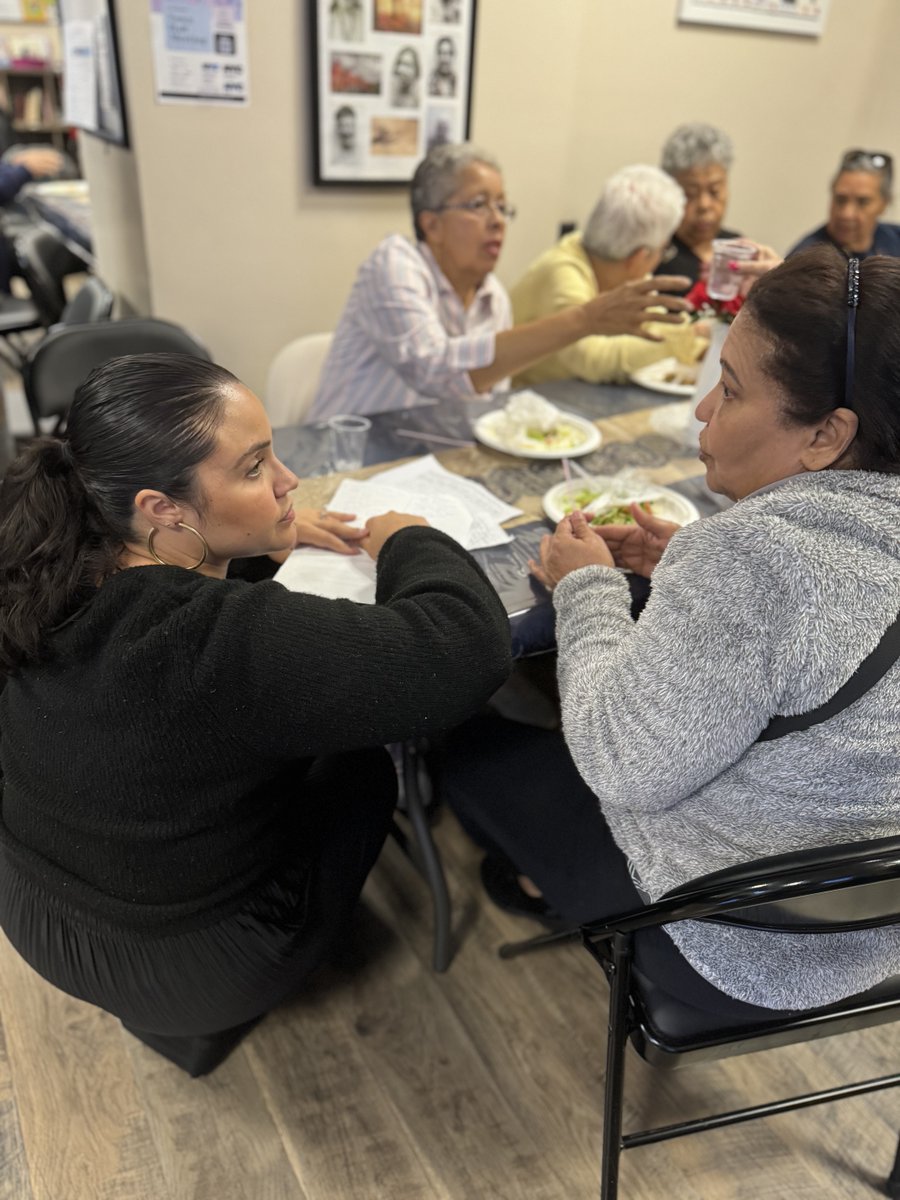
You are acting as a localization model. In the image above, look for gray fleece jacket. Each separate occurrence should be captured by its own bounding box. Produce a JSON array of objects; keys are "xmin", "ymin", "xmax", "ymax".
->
[{"xmin": 554, "ymin": 469, "xmax": 900, "ymax": 1010}]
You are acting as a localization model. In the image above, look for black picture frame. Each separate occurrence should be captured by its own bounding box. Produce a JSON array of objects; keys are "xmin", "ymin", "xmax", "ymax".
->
[
  {"xmin": 311, "ymin": 0, "xmax": 478, "ymax": 187},
  {"xmin": 58, "ymin": 0, "xmax": 129, "ymax": 149}
]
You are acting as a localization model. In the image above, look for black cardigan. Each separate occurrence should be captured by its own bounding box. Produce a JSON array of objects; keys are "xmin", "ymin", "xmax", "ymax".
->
[{"xmin": 0, "ymin": 528, "xmax": 511, "ymax": 932}]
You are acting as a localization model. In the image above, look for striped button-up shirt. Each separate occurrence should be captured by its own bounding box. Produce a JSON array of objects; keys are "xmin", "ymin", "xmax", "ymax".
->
[{"xmin": 309, "ymin": 234, "xmax": 511, "ymax": 422}]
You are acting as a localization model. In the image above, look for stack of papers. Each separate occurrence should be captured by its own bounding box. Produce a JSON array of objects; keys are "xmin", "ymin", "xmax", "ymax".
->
[{"xmin": 274, "ymin": 455, "xmax": 521, "ymax": 602}]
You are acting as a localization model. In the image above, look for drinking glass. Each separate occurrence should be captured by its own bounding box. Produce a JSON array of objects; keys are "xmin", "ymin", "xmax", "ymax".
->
[
  {"xmin": 327, "ymin": 414, "xmax": 371, "ymax": 471},
  {"xmin": 707, "ymin": 239, "xmax": 757, "ymax": 302}
]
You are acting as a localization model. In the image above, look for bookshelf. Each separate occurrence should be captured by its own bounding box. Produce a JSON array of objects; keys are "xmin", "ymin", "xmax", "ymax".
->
[{"xmin": 0, "ymin": 9, "xmax": 74, "ymax": 156}]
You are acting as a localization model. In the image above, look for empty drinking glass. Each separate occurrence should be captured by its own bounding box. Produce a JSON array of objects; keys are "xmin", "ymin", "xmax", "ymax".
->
[{"xmin": 327, "ymin": 414, "xmax": 371, "ymax": 471}]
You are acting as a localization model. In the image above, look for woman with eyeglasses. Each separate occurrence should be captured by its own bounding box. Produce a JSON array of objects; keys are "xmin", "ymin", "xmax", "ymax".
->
[
  {"xmin": 789, "ymin": 149, "xmax": 899, "ymax": 259},
  {"xmin": 0, "ymin": 353, "xmax": 512, "ymax": 1076},
  {"xmin": 310, "ymin": 142, "xmax": 694, "ymax": 421},
  {"xmin": 444, "ymin": 246, "xmax": 900, "ymax": 1013}
]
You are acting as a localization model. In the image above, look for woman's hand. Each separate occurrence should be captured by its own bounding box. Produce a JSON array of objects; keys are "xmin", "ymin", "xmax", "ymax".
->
[
  {"xmin": 363, "ymin": 510, "xmax": 429, "ymax": 559},
  {"xmin": 293, "ymin": 507, "xmax": 369, "ymax": 555},
  {"xmin": 594, "ymin": 502, "xmax": 680, "ymax": 577},
  {"xmin": 529, "ymin": 511, "xmax": 615, "ymax": 590},
  {"xmin": 728, "ymin": 240, "xmax": 783, "ymax": 296},
  {"xmin": 581, "ymin": 274, "xmax": 692, "ymax": 339}
]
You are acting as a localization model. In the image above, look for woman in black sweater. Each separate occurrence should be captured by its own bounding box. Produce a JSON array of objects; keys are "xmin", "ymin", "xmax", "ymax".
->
[{"xmin": 0, "ymin": 353, "xmax": 511, "ymax": 1075}]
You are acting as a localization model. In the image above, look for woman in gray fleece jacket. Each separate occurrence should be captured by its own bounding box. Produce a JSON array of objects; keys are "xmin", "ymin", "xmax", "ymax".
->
[{"xmin": 449, "ymin": 246, "xmax": 900, "ymax": 1012}]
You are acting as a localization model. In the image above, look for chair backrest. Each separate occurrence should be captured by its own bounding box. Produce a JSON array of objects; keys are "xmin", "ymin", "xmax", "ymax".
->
[
  {"xmin": 264, "ymin": 333, "xmax": 333, "ymax": 427},
  {"xmin": 584, "ymin": 834, "xmax": 900, "ymax": 944},
  {"xmin": 57, "ymin": 275, "xmax": 115, "ymax": 327},
  {"xmin": 13, "ymin": 225, "xmax": 89, "ymax": 325},
  {"xmin": 24, "ymin": 317, "xmax": 210, "ymax": 424}
]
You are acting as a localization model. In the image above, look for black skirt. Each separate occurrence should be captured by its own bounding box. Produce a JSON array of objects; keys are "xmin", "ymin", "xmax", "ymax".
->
[{"xmin": 0, "ymin": 748, "xmax": 397, "ymax": 1045}]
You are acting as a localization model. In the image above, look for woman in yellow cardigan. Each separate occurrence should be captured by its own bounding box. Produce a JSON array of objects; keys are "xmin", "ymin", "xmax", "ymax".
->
[{"xmin": 510, "ymin": 164, "xmax": 707, "ymax": 387}]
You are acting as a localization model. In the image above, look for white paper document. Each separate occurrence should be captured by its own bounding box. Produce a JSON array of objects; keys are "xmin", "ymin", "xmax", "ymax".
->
[
  {"xmin": 367, "ymin": 455, "xmax": 520, "ymax": 549},
  {"xmin": 62, "ymin": 19, "xmax": 98, "ymax": 130},
  {"xmin": 274, "ymin": 547, "xmax": 377, "ymax": 604},
  {"xmin": 274, "ymin": 455, "xmax": 522, "ymax": 603}
]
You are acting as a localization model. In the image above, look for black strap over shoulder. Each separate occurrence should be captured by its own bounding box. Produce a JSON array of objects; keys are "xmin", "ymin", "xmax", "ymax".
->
[{"xmin": 757, "ymin": 611, "xmax": 900, "ymax": 742}]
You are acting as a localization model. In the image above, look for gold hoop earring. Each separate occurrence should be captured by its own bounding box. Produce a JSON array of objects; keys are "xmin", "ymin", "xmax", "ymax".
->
[{"xmin": 147, "ymin": 523, "xmax": 209, "ymax": 571}]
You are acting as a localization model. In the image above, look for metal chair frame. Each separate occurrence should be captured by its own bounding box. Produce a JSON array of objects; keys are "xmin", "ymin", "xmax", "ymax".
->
[
  {"xmin": 501, "ymin": 836, "xmax": 900, "ymax": 1199},
  {"xmin": 390, "ymin": 739, "xmax": 452, "ymax": 972}
]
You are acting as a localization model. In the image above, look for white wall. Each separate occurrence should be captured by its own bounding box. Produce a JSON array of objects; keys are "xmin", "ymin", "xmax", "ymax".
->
[{"xmin": 82, "ymin": 0, "xmax": 897, "ymax": 396}]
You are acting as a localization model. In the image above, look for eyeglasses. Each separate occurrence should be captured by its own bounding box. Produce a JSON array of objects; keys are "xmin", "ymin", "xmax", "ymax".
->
[
  {"xmin": 433, "ymin": 197, "xmax": 517, "ymax": 221},
  {"xmin": 840, "ymin": 149, "xmax": 893, "ymax": 181}
]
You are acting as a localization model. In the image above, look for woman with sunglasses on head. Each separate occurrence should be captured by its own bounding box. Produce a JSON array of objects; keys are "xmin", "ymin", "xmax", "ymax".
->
[
  {"xmin": 0, "ymin": 353, "xmax": 512, "ymax": 1076},
  {"xmin": 310, "ymin": 142, "xmax": 695, "ymax": 422},
  {"xmin": 445, "ymin": 245, "xmax": 900, "ymax": 1013},
  {"xmin": 789, "ymin": 149, "xmax": 899, "ymax": 259}
]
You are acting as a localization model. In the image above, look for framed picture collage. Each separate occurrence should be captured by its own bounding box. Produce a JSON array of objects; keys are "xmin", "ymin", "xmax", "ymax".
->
[{"xmin": 311, "ymin": 0, "xmax": 477, "ymax": 185}]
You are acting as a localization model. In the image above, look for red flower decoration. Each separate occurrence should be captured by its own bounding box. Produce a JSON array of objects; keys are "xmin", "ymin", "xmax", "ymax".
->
[{"xmin": 685, "ymin": 279, "xmax": 743, "ymax": 323}]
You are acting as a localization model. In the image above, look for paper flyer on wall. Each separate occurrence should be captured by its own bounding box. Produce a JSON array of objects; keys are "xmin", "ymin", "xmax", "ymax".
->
[{"xmin": 149, "ymin": 0, "xmax": 249, "ymax": 105}]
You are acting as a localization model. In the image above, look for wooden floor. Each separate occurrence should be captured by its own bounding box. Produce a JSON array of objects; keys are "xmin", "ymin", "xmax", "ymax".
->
[{"xmin": 1, "ymin": 809, "xmax": 898, "ymax": 1200}]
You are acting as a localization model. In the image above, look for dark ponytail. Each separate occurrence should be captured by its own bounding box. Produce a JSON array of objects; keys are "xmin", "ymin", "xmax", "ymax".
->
[{"xmin": 0, "ymin": 352, "xmax": 238, "ymax": 673}]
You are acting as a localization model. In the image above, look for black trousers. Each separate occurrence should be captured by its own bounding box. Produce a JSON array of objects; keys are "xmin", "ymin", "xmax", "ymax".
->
[
  {"xmin": 0, "ymin": 748, "xmax": 397, "ymax": 1075},
  {"xmin": 440, "ymin": 712, "xmax": 781, "ymax": 1021}
]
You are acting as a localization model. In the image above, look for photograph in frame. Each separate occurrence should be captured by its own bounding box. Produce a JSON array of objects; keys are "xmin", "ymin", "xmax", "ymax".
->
[{"xmin": 311, "ymin": 0, "xmax": 477, "ymax": 185}]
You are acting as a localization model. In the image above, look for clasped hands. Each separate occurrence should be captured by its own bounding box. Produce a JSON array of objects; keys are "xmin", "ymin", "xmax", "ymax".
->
[{"xmin": 529, "ymin": 503, "xmax": 681, "ymax": 590}]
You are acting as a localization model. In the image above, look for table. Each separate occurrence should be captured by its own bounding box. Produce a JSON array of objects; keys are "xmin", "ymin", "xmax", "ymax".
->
[
  {"xmin": 20, "ymin": 180, "xmax": 92, "ymax": 265},
  {"xmin": 274, "ymin": 381, "xmax": 728, "ymax": 657},
  {"xmin": 273, "ymin": 381, "xmax": 728, "ymax": 970}
]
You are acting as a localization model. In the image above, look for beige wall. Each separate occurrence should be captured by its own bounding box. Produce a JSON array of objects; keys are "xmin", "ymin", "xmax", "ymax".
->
[{"xmin": 82, "ymin": 0, "xmax": 896, "ymax": 396}]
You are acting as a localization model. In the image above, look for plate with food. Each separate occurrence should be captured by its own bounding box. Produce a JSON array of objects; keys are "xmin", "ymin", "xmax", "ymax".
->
[
  {"xmin": 630, "ymin": 356, "xmax": 699, "ymax": 397},
  {"xmin": 473, "ymin": 391, "xmax": 601, "ymax": 459},
  {"xmin": 542, "ymin": 475, "xmax": 701, "ymax": 528}
]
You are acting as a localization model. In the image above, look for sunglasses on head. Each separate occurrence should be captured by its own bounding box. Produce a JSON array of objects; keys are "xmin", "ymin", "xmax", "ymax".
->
[{"xmin": 841, "ymin": 149, "xmax": 893, "ymax": 179}]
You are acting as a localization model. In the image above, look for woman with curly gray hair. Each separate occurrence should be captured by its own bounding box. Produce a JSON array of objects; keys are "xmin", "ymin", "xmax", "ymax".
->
[{"xmin": 656, "ymin": 121, "xmax": 740, "ymax": 291}]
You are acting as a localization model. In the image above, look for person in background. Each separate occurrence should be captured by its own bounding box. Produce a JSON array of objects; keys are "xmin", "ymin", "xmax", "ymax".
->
[
  {"xmin": 445, "ymin": 246, "xmax": 900, "ymax": 1015},
  {"xmin": 311, "ymin": 143, "xmax": 692, "ymax": 421},
  {"xmin": 0, "ymin": 353, "xmax": 511, "ymax": 1077},
  {"xmin": 656, "ymin": 121, "xmax": 739, "ymax": 292},
  {"xmin": 509, "ymin": 165, "xmax": 705, "ymax": 387},
  {"xmin": 0, "ymin": 146, "xmax": 65, "ymax": 292},
  {"xmin": 788, "ymin": 149, "xmax": 899, "ymax": 259}
]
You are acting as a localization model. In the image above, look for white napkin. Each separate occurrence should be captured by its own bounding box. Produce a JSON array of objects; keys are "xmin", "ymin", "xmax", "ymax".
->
[{"xmin": 497, "ymin": 390, "xmax": 561, "ymax": 439}]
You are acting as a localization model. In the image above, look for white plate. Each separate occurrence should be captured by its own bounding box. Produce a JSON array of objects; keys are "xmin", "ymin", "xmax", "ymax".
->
[
  {"xmin": 473, "ymin": 409, "xmax": 601, "ymax": 459},
  {"xmin": 630, "ymin": 357, "xmax": 698, "ymax": 398},
  {"xmin": 542, "ymin": 476, "xmax": 701, "ymax": 527}
]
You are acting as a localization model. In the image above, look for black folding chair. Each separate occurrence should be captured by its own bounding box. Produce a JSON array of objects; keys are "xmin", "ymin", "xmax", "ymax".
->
[
  {"xmin": 500, "ymin": 835, "xmax": 900, "ymax": 1199},
  {"xmin": 23, "ymin": 316, "xmax": 209, "ymax": 434},
  {"xmin": 13, "ymin": 225, "xmax": 89, "ymax": 327}
]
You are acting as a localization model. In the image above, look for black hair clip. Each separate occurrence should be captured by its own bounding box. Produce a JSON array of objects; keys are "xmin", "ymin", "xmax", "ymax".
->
[
  {"xmin": 845, "ymin": 257, "xmax": 860, "ymax": 407},
  {"xmin": 847, "ymin": 256, "xmax": 860, "ymax": 307}
]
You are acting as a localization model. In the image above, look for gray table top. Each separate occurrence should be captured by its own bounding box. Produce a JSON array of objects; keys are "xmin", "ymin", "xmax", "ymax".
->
[{"xmin": 272, "ymin": 382, "xmax": 729, "ymax": 656}]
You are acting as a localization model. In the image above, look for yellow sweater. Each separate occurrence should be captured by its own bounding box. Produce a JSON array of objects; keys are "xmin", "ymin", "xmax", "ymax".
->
[{"xmin": 510, "ymin": 232, "xmax": 703, "ymax": 387}]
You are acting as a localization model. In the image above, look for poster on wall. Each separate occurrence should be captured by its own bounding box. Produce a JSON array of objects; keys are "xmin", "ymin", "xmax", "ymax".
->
[
  {"xmin": 149, "ymin": 0, "xmax": 249, "ymax": 105},
  {"xmin": 678, "ymin": 0, "xmax": 829, "ymax": 37},
  {"xmin": 59, "ymin": 0, "xmax": 128, "ymax": 146},
  {"xmin": 311, "ymin": 0, "xmax": 478, "ymax": 186}
]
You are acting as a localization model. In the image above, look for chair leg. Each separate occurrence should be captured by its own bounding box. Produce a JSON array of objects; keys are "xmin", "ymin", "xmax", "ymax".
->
[
  {"xmin": 498, "ymin": 927, "xmax": 582, "ymax": 959},
  {"xmin": 887, "ymin": 1131, "xmax": 900, "ymax": 1198},
  {"xmin": 401, "ymin": 740, "xmax": 453, "ymax": 973},
  {"xmin": 601, "ymin": 932, "xmax": 633, "ymax": 1200}
]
